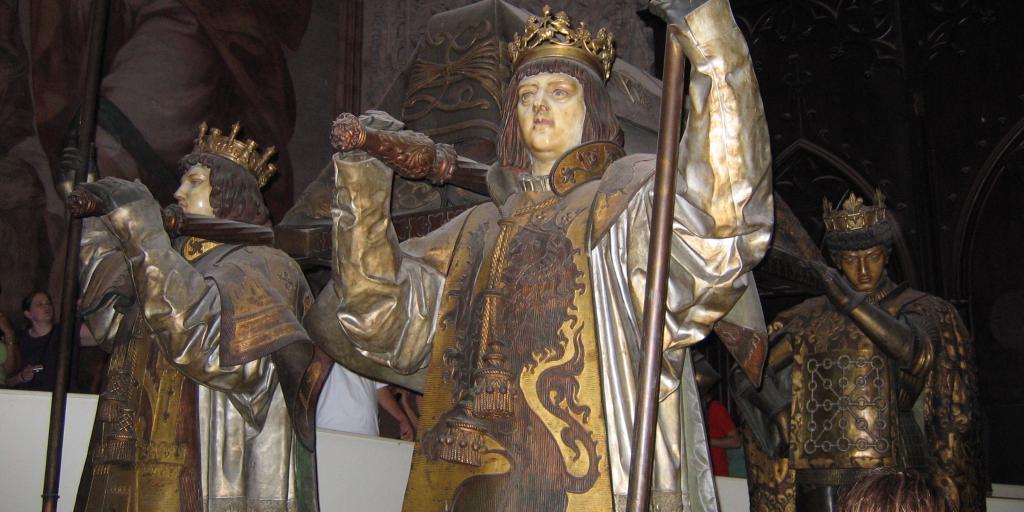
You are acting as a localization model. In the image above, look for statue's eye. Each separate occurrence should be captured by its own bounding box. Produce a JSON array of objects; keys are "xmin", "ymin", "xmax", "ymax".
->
[
  {"xmin": 552, "ymin": 88, "xmax": 568, "ymax": 99},
  {"xmin": 520, "ymin": 91, "xmax": 534, "ymax": 104}
]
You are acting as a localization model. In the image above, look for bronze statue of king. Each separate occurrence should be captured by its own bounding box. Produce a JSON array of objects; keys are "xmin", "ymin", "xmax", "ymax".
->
[{"xmin": 734, "ymin": 191, "xmax": 985, "ymax": 512}]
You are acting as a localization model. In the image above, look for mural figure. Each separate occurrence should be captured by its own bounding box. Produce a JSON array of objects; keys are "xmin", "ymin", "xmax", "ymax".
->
[
  {"xmin": 72, "ymin": 123, "xmax": 328, "ymax": 512},
  {"xmin": 308, "ymin": 0, "xmax": 773, "ymax": 510}
]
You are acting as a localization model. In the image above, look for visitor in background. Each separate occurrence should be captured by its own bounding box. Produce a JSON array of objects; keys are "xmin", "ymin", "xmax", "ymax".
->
[
  {"xmin": 705, "ymin": 391, "xmax": 741, "ymax": 477},
  {"xmin": 317, "ymin": 363, "xmax": 415, "ymax": 440},
  {"xmin": 10, "ymin": 291, "xmax": 57, "ymax": 390}
]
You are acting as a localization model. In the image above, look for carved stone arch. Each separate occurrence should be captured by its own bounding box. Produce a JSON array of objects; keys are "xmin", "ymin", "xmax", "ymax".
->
[
  {"xmin": 946, "ymin": 117, "xmax": 1024, "ymax": 358},
  {"xmin": 952, "ymin": 116, "xmax": 1024, "ymax": 302},
  {"xmin": 772, "ymin": 138, "xmax": 916, "ymax": 285}
]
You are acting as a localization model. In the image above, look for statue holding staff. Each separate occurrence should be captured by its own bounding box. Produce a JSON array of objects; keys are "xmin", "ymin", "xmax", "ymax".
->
[
  {"xmin": 310, "ymin": 0, "xmax": 772, "ymax": 510},
  {"xmin": 72, "ymin": 123, "xmax": 329, "ymax": 512}
]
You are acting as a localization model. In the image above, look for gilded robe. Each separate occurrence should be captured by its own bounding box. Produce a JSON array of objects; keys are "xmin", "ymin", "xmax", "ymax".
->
[
  {"xmin": 309, "ymin": 1, "xmax": 772, "ymax": 510},
  {"xmin": 77, "ymin": 197, "xmax": 326, "ymax": 512}
]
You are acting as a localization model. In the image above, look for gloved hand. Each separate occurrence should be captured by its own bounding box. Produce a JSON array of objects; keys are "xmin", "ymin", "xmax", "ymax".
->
[
  {"xmin": 75, "ymin": 177, "xmax": 154, "ymax": 216},
  {"xmin": 810, "ymin": 260, "xmax": 865, "ymax": 314}
]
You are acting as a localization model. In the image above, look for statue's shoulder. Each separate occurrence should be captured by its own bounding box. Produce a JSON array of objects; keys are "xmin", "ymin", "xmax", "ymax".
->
[{"xmin": 890, "ymin": 287, "xmax": 959, "ymax": 318}]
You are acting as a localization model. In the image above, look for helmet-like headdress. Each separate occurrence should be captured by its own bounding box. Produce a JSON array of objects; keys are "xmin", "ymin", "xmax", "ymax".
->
[
  {"xmin": 508, "ymin": 6, "xmax": 616, "ymax": 81},
  {"xmin": 822, "ymin": 189, "xmax": 893, "ymax": 252},
  {"xmin": 192, "ymin": 122, "xmax": 277, "ymax": 188}
]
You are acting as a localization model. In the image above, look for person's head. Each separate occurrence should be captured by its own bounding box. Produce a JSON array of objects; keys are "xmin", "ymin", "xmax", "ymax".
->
[
  {"xmin": 823, "ymin": 190, "xmax": 893, "ymax": 291},
  {"xmin": 174, "ymin": 122, "xmax": 274, "ymax": 225},
  {"xmin": 498, "ymin": 9, "xmax": 622, "ymax": 172},
  {"xmin": 837, "ymin": 469, "xmax": 949, "ymax": 512},
  {"xmin": 22, "ymin": 291, "xmax": 53, "ymax": 328}
]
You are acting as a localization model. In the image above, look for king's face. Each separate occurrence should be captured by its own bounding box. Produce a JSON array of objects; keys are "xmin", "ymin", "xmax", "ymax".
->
[
  {"xmin": 838, "ymin": 245, "xmax": 889, "ymax": 292},
  {"xmin": 174, "ymin": 164, "xmax": 215, "ymax": 217},
  {"xmin": 515, "ymin": 72, "xmax": 586, "ymax": 170}
]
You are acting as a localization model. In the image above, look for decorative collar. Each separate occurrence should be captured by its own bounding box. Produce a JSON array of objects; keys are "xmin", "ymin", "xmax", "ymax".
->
[
  {"xmin": 865, "ymin": 277, "xmax": 904, "ymax": 304},
  {"xmin": 486, "ymin": 141, "xmax": 624, "ymax": 205}
]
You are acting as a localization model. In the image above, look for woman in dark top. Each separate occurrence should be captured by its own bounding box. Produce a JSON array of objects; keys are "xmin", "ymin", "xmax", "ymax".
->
[{"xmin": 9, "ymin": 291, "xmax": 58, "ymax": 390}]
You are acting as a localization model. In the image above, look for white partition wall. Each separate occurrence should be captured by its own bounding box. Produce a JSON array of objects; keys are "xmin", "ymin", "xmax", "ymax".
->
[{"xmin": 2, "ymin": 389, "xmax": 1021, "ymax": 511}]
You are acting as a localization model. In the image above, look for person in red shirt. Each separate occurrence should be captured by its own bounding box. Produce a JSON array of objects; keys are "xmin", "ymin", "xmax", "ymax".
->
[{"xmin": 704, "ymin": 393, "xmax": 741, "ymax": 476}]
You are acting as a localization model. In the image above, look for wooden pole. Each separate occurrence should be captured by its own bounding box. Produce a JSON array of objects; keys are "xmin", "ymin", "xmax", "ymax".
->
[
  {"xmin": 625, "ymin": 25, "xmax": 688, "ymax": 512},
  {"xmin": 41, "ymin": 1, "xmax": 110, "ymax": 510}
]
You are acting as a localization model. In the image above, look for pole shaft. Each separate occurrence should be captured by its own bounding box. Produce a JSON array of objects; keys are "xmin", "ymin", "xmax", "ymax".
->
[
  {"xmin": 41, "ymin": 1, "xmax": 110, "ymax": 510},
  {"xmin": 625, "ymin": 27, "xmax": 688, "ymax": 512}
]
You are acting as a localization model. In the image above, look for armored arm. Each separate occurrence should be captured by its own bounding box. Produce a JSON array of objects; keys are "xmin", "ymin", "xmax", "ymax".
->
[{"xmin": 815, "ymin": 263, "xmax": 922, "ymax": 369}]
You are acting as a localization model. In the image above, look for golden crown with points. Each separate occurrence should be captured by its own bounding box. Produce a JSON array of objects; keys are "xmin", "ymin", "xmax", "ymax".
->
[
  {"xmin": 192, "ymin": 122, "xmax": 277, "ymax": 188},
  {"xmin": 508, "ymin": 6, "xmax": 616, "ymax": 81},
  {"xmin": 823, "ymin": 189, "xmax": 888, "ymax": 233}
]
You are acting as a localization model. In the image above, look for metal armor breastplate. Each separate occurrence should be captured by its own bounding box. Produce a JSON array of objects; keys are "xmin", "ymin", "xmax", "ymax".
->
[{"xmin": 790, "ymin": 304, "xmax": 898, "ymax": 484}]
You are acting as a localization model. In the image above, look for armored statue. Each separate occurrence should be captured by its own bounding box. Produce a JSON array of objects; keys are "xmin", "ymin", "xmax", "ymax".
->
[
  {"xmin": 307, "ymin": 1, "xmax": 773, "ymax": 510},
  {"xmin": 734, "ymin": 191, "xmax": 984, "ymax": 511},
  {"xmin": 73, "ymin": 123, "xmax": 329, "ymax": 511}
]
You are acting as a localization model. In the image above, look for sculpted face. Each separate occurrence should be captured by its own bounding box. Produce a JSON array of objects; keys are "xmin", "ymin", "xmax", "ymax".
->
[
  {"xmin": 515, "ymin": 72, "xmax": 585, "ymax": 174},
  {"xmin": 837, "ymin": 245, "xmax": 889, "ymax": 292},
  {"xmin": 174, "ymin": 164, "xmax": 215, "ymax": 217}
]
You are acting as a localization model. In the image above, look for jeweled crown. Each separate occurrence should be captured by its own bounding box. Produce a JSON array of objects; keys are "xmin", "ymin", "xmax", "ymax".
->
[
  {"xmin": 823, "ymin": 190, "xmax": 887, "ymax": 233},
  {"xmin": 508, "ymin": 6, "xmax": 615, "ymax": 81},
  {"xmin": 192, "ymin": 122, "xmax": 277, "ymax": 188}
]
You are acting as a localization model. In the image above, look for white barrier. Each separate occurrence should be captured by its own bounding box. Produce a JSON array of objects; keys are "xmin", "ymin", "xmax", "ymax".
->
[{"xmin": 1, "ymin": 390, "xmax": 1020, "ymax": 511}]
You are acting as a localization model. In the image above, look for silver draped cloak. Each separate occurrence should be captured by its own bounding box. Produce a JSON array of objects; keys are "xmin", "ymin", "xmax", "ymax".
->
[{"xmin": 78, "ymin": 195, "xmax": 320, "ymax": 512}]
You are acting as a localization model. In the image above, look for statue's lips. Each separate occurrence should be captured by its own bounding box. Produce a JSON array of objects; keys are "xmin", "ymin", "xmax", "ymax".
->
[{"xmin": 533, "ymin": 117, "xmax": 554, "ymax": 128}]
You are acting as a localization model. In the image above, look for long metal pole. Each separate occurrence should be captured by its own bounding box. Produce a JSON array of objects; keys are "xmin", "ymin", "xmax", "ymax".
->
[
  {"xmin": 625, "ymin": 25, "xmax": 688, "ymax": 512},
  {"xmin": 41, "ymin": 1, "xmax": 110, "ymax": 510}
]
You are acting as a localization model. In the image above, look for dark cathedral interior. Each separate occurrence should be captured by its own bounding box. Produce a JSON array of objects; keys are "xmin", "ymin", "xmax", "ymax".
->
[{"xmin": 1, "ymin": 0, "xmax": 1022, "ymax": 510}]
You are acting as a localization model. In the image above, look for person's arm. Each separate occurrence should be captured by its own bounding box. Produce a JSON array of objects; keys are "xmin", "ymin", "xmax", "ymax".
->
[
  {"xmin": 709, "ymin": 430, "xmax": 741, "ymax": 449},
  {"xmin": 707, "ymin": 401, "xmax": 741, "ymax": 448},
  {"xmin": 1, "ymin": 313, "xmax": 17, "ymax": 377},
  {"xmin": 376, "ymin": 386, "xmax": 414, "ymax": 441},
  {"xmin": 395, "ymin": 387, "xmax": 420, "ymax": 427}
]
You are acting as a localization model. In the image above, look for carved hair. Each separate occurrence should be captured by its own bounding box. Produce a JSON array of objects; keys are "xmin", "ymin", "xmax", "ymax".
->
[
  {"xmin": 497, "ymin": 57, "xmax": 623, "ymax": 171},
  {"xmin": 178, "ymin": 153, "xmax": 270, "ymax": 226},
  {"xmin": 837, "ymin": 469, "xmax": 949, "ymax": 512}
]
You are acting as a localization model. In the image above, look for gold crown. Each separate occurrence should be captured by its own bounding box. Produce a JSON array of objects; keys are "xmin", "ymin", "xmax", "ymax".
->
[
  {"xmin": 508, "ymin": 6, "xmax": 615, "ymax": 81},
  {"xmin": 192, "ymin": 122, "xmax": 277, "ymax": 188},
  {"xmin": 823, "ymin": 189, "xmax": 887, "ymax": 233}
]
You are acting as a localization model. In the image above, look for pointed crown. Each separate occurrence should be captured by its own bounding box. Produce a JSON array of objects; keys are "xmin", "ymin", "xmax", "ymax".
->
[
  {"xmin": 508, "ymin": 6, "xmax": 616, "ymax": 81},
  {"xmin": 823, "ymin": 189, "xmax": 888, "ymax": 233},
  {"xmin": 192, "ymin": 122, "xmax": 277, "ymax": 188}
]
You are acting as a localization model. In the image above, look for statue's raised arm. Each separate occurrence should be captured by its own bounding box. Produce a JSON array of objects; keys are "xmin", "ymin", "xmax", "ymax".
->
[
  {"xmin": 74, "ymin": 123, "xmax": 326, "ymax": 511},
  {"xmin": 313, "ymin": 1, "xmax": 771, "ymax": 510}
]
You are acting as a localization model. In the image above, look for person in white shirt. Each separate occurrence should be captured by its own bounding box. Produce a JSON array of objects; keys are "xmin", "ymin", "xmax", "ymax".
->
[{"xmin": 317, "ymin": 363, "xmax": 414, "ymax": 439}]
